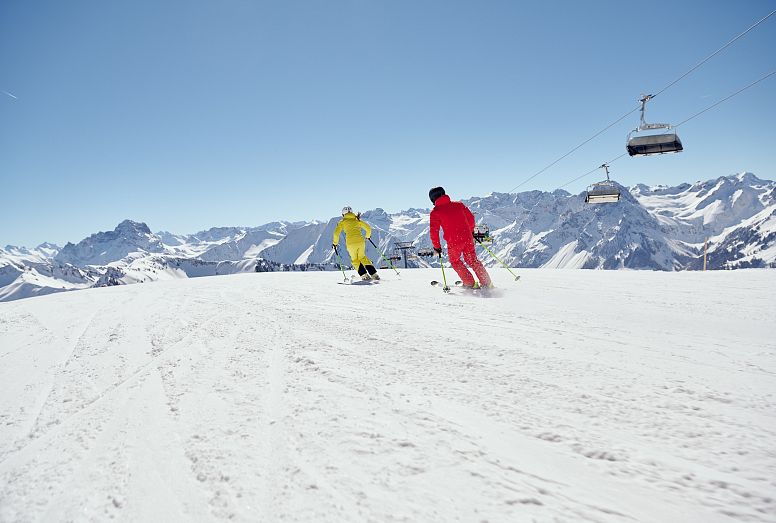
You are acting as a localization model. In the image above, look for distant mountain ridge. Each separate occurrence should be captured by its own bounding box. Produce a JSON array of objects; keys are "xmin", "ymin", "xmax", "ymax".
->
[
  {"xmin": 1, "ymin": 172, "xmax": 774, "ymax": 302},
  {"xmin": 55, "ymin": 219, "xmax": 165, "ymax": 266}
]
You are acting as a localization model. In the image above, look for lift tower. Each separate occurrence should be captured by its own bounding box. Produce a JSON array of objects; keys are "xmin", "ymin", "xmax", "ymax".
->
[{"xmin": 393, "ymin": 241, "xmax": 416, "ymax": 269}]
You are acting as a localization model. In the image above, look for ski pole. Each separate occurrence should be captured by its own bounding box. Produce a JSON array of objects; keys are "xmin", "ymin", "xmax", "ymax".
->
[
  {"xmin": 438, "ymin": 251, "xmax": 450, "ymax": 293},
  {"xmin": 476, "ymin": 240, "xmax": 520, "ymax": 281},
  {"xmin": 368, "ymin": 238, "xmax": 400, "ymax": 276},
  {"xmin": 332, "ymin": 245, "xmax": 348, "ymax": 282}
]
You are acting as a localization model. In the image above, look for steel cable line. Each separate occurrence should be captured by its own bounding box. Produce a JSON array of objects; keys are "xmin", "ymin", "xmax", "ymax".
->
[
  {"xmin": 559, "ymin": 153, "xmax": 628, "ymax": 190},
  {"xmin": 558, "ymin": 69, "xmax": 776, "ymax": 190},
  {"xmin": 652, "ymin": 8, "xmax": 776, "ymax": 99},
  {"xmin": 674, "ymin": 70, "xmax": 776, "ymax": 128},
  {"xmin": 505, "ymin": 7, "xmax": 776, "ymax": 194},
  {"xmin": 505, "ymin": 107, "xmax": 639, "ymax": 193}
]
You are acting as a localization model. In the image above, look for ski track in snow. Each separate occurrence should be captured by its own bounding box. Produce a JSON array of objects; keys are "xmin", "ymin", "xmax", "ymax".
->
[{"xmin": 1, "ymin": 269, "xmax": 775, "ymax": 522}]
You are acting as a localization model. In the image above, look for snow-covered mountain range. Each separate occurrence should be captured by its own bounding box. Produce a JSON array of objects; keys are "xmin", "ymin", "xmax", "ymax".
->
[{"xmin": 2, "ymin": 172, "xmax": 774, "ymax": 302}]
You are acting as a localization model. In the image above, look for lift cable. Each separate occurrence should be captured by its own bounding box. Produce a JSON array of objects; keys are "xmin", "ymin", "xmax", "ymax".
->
[
  {"xmin": 505, "ymin": 8, "xmax": 776, "ymax": 194},
  {"xmin": 558, "ymin": 69, "xmax": 776, "ymax": 190},
  {"xmin": 674, "ymin": 70, "xmax": 776, "ymax": 128},
  {"xmin": 558, "ymin": 153, "xmax": 629, "ymax": 190},
  {"xmin": 653, "ymin": 8, "xmax": 776, "ymax": 100}
]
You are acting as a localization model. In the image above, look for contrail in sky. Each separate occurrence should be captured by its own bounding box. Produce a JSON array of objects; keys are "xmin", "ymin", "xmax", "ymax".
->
[{"xmin": 2, "ymin": 91, "xmax": 18, "ymax": 100}]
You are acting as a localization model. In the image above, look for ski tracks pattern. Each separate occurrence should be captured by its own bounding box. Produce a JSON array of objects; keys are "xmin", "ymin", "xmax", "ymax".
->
[{"xmin": 1, "ymin": 270, "xmax": 775, "ymax": 522}]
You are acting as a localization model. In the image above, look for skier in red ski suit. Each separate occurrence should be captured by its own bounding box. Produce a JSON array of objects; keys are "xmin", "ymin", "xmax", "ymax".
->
[{"xmin": 428, "ymin": 186, "xmax": 492, "ymax": 289}]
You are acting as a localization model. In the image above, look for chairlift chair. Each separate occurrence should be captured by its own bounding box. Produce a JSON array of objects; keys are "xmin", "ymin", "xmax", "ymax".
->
[
  {"xmin": 626, "ymin": 94, "xmax": 683, "ymax": 156},
  {"xmin": 417, "ymin": 248, "xmax": 436, "ymax": 257},
  {"xmin": 473, "ymin": 225, "xmax": 492, "ymax": 243},
  {"xmin": 585, "ymin": 164, "xmax": 621, "ymax": 204}
]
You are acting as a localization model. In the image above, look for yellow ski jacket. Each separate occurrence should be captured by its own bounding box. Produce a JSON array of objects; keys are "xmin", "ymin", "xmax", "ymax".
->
[{"xmin": 332, "ymin": 212, "xmax": 371, "ymax": 247}]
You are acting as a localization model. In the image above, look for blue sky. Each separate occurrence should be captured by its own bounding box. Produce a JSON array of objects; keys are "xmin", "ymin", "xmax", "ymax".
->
[{"xmin": 1, "ymin": 1, "xmax": 774, "ymax": 247}]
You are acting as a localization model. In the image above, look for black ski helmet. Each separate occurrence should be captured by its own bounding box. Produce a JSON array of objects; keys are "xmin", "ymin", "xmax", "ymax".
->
[{"xmin": 429, "ymin": 186, "xmax": 445, "ymax": 204}]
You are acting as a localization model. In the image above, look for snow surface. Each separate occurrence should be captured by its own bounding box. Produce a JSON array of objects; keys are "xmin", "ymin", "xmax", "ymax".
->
[
  {"xmin": 0, "ymin": 268, "xmax": 91, "ymax": 302},
  {"xmin": 293, "ymin": 244, "xmax": 316, "ymax": 265},
  {"xmin": 632, "ymin": 173, "xmax": 773, "ymax": 243},
  {"xmin": 542, "ymin": 240, "xmax": 589, "ymax": 269},
  {"xmin": 1, "ymin": 269, "xmax": 775, "ymax": 522},
  {"xmin": 243, "ymin": 238, "xmax": 281, "ymax": 259}
]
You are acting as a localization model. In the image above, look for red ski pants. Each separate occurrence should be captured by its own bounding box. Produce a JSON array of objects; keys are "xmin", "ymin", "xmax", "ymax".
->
[{"xmin": 448, "ymin": 242, "xmax": 491, "ymax": 287}]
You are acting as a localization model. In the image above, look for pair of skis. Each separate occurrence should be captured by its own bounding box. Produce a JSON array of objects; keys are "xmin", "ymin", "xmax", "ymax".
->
[
  {"xmin": 338, "ymin": 274, "xmax": 381, "ymax": 285},
  {"xmin": 431, "ymin": 276, "xmax": 520, "ymax": 293},
  {"xmin": 430, "ymin": 279, "xmax": 462, "ymax": 293}
]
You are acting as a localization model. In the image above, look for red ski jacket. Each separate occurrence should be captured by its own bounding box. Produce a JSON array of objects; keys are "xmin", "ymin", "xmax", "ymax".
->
[{"xmin": 430, "ymin": 195, "xmax": 476, "ymax": 250}]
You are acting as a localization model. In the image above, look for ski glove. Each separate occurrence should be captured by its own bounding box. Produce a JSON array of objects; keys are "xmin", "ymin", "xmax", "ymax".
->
[{"xmin": 434, "ymin": 247, "xmax": 443, "ymax": 256}]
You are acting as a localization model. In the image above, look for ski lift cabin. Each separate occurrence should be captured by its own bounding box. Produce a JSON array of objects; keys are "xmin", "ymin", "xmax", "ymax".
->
[
  {"xmin": 627, "ymin": 132, "xmax": 683, "ymax": 156},
  {"xmin": 626, "ymin": 94, "xmax": 683, "ymax": 156},
  {"xmin": 585, "ymin": 164, "xmax": 620, "ymax": 204},
  {"xmin": 585, "ymin": 182, "xmax": 621, "ymax": 203}
]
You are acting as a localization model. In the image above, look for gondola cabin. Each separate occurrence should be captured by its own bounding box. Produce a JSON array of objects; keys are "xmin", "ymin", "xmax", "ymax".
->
[
  {"xmin": 585, "ymin": 182, "xmax": 621, "ymax": 203},
  {"xmin": 627, "ymin": 130, "xmax": 683, "ymax": 156},
  {"xmin": 626, "ymin": 94, "xmax": 684, "ymax": 157},
  {"xmin": 585, "ymin": 164, "xmax": 620, "ymax": 204}
]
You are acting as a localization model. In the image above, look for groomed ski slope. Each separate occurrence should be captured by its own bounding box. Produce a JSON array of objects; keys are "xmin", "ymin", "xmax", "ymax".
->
[{"xmin": 1, "ymin": 269, "xmax": 775, "ymax": 523}]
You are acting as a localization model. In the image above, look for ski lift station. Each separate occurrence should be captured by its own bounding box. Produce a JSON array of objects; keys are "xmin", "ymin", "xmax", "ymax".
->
[{"xmin": 473, "ymin": 225, "xmax": 492, "ymax": 243}]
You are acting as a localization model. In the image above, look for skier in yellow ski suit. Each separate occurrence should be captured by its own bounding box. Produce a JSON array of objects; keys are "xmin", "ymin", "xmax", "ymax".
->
[{"xmin": 332, "ymin": 206, "xmax": 380, "ymax": 280}]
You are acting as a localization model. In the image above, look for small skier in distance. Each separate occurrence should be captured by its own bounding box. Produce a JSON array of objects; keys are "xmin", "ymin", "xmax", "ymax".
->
[
  {"xmin": 428, "ymin": 187, "xmax": 492, "ymax": 289},
  {"xmin": 333, "ymin": 206, "xmax": 380, "ymax": 280}
]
